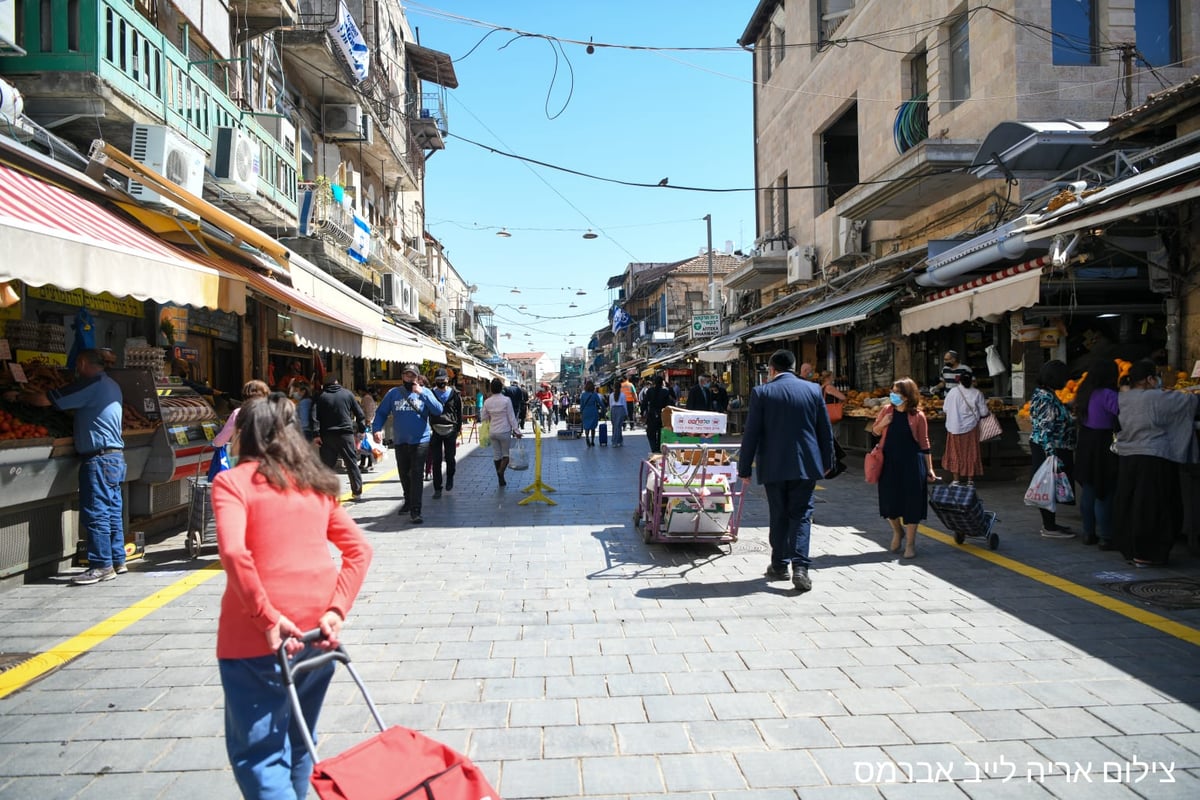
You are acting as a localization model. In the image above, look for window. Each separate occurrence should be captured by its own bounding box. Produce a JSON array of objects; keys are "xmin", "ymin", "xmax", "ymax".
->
[
  {"xmin": 822, "ymin": 105, "xmax": 859, "ymax": 210},
  {"xmin": 760, "ymin": 32, "xmax": 774, "ymax": 81},
  {"xmin": 948, "ymin": 13, "xmax": 970, "ymax": 108},
  {"xmin": 1052, "ymin": 0, "xmax": 1097, "ymax": 65},
  {"xmin": 1136, "ymin": 0, "xmax": 1179, "ymax": 67},
  {"xmin": 773, "ymin": 23, "xmax": 786, "ymax": 66},
  {"xmin": 820, "ymin": 0, "xmax": 855, "ymax": 41}
]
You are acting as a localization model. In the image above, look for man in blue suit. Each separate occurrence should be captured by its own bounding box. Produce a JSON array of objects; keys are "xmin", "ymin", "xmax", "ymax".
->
[{"xmin": 738, "ymin": 349, "xmax": 835, "ymax": 593}]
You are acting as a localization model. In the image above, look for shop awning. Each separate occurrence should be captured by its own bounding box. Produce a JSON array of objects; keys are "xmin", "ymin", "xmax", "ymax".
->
[
  {"xmin": 900, "ymin": 270, "xmax": 1041, "ymax": 335},
  {"xmin": 747, "ymin": 290, "xmax": 901, "ymax": 344},
  {"xmin": 360, "ymin": 322, "xmax": 446, "ymax": 365},
  {"xmin": 1025, "ymin": 176, "xmax": 1200, "ymax": 244},
  {"xmin": 292, "ymin": 313, "xmax": 363, "ymax": 355},
  {"xmin": 0, "ymin": 164, "xmax": 223, "ymax": 309}
]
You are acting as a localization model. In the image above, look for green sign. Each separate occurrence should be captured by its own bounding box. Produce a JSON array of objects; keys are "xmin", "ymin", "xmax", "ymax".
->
[{"xmin": 691, "ymin": 313, "xmax": 719, "ymax": 337}]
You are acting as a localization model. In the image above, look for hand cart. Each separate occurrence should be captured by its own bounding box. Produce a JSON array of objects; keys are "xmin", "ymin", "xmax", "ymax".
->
[
  {"xmin": 185, "ymin": 446, "xmax": 222, "ymax": 558},
  {"xmin": 635, "ymin": 443, "xmax": 746, "ymax": 548},
  {"xmin": 559, "ymin": 403, "xmax": 583, "ymax": 439},
  {"xmin": 929, "ymin": 482, "xmax": 1000, "ymax": 550},
  {"xmin": 279, "ymin": 630, "xmax": 500, "ymax": 799}
]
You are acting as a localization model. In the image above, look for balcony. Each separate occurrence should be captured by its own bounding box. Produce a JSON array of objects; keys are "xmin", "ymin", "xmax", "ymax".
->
[
  {"xmin": 1, "ymin": 0, "xmax": 297, "ymax": 222},
  {"xmin": 723, "ymin": 238, "xmax": 790, "ymax": 291},
  {"xmin": 230, "ymin": 0, "xmax": 298, "ymax": 42},
  {"xmin": 836, "ymin": 139, "xmax": 980, "ymax": 221},
  {"xmin": 286, "ymin": 183, "xmax": 378, "ymax": 297},
  {"xmin": 408, "ymin": 92, "xmax": 447, "ymax": 151}
]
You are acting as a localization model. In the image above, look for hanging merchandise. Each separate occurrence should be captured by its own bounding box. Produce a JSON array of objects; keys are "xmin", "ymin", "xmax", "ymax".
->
[{"xmin": 985, "ymin": 344, "xmax": 1007, "ymax": 376}]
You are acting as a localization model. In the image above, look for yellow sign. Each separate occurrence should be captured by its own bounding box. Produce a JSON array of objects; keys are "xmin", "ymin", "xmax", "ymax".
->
[
  {"xmin": 15, "ymin": 350, "xmax": 68, "ymax": 365},
  {"xmin": 173, "ymin": 427, "xmax": 190, "ymax": 446},
  {"xmin": 201, "ymin": 422, "xmax": 217, "ymax": 441},
  {"xmin": 25, "ymin": 285, "xmax": 143, "ymax": 318}
]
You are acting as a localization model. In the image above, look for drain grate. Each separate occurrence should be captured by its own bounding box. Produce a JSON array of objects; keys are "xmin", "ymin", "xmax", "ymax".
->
[
  {"xmin": 0, "ymin": 653, "xmax": 37, "ymax": 675},
  {"xmin": 1100, "ymin": 577, "xmax": 1200, "ymax": 610}
]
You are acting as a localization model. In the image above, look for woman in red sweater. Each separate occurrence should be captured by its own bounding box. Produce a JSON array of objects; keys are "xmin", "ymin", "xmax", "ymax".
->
[{"xmin": 213, "ymin": 394, "xmax": 372, "ymax": 799}]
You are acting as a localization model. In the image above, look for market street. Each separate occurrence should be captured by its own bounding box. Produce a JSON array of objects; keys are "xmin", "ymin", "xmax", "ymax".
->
[{"xmin": 2, "ymin": 431, "xmax": 1200, "ymax": 799}]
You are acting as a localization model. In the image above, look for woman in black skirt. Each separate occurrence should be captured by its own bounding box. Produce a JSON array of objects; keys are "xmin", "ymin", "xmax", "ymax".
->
[{"xmin": 872, "ymin": 378, "xmax": 938, "ymax": 559}]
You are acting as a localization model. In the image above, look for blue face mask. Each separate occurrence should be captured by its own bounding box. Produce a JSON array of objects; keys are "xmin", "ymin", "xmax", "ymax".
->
[{"xmin": 889, "ymin": 392, "xmax": 904, "ymax": 407}]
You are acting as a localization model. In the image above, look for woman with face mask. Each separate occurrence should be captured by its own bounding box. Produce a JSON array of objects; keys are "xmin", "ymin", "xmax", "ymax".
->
[
  {"xmin": 871, "ymin": 378, "xmax": 937, "ymax": 558},
  {"xmin": 1113, "ymin": 359, "xmax": 1200, "ymax": 567}
]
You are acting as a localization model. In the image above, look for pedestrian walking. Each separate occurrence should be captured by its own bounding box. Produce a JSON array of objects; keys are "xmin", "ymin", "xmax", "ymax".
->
[
  {"xmin": 213, "ymin": 379, "xmax": 271, "ymax": 448},
  {"xmin": 1074, "ymin": 359, "xmax": 1120, "ymax": 548},
  {"xmin": 686, "ymin": 373, "xmax": 714, "ymax": 411},
  {"xmin": 941, "ymin": 373, "xmax": 989, "ymax": 485},
  {"xmin": 578, "ymin": 379, "xmax": 605, "ymax": 447},
  {"xmin": 30, "ymin": 349, "xmax": 127, "ymax": 584},
  {"xmin": 643, "ymin": 374, "xmax": 674, "ymax": 453},
  {"xmin": 1114, "ymin": 359, "xmax": 1200, "ymax": 566},
  {"xmin": 738, "ymin": 349, "xmax": 835, "ymax": 593},
  {"xmin": 1029, "ymin": 360, "xmax": 1077, "ymax": 538},
  {"xmin": 503, "ymin": 378, "xmax": 527, "ymax": 431},
  {"xmin": 873, "ymin": 377, "xmax": 937, "ymax": 559},
  {"xmin": 212, "ymin": 394, "xmax": 372, "ymax": 800},
  {"xmin": 373, "ymin": 364, "xmax": 442, "ymax": 524},
  {"xmin": 607, "ymin": 381, "xmax": 628, "ymax": 447},
  {"xmin": 312, "ymin": 374, "xmax": 367, "ymax": 502},
  {"xmin": 429, "ymin": 369, "xmax": 462, "ymax": 498},
  {"xmin": 481, "ymin": 377, "xmax": 522, "ymax": 486},
  {"xmin": 293, "ymin": 383, "xmax": 316, "ymax": 442}
]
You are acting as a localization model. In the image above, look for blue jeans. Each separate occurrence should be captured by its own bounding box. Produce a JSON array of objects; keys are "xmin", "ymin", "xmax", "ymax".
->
[
  {"xmin": 609, "ymin": 406, "xmax": 626, "ymax": 445},
  {"xmin": 764, "ymin": 479, "xmax": 817, "ymax": 569},
  {"xmin": 1079, "ymin": 482, "xmax": 1114, "ymax": 543},
  {"xmin": 220, "ymin": 650, "xmax": 335, "ymax": 800},
  {"xmin": 79, "ymin": 453, "xmax": 126, "ymax": 568}
]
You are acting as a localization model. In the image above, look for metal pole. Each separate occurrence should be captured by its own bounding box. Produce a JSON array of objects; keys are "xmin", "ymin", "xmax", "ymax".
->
[{"xmin": 704, "ymin": 214, "xmax": 715, "ymax": 310}]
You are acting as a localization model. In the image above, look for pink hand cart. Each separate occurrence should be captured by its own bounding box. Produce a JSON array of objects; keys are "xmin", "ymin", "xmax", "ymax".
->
[{"xmin": 635, "ymin": 443, "xmax": 746, "ymax": 549}]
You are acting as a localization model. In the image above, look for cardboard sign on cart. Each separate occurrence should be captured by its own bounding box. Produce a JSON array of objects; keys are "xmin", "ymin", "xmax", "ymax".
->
[{"xmin": 667, "ymin": 407, "xmax": 728, "ymax": 435}]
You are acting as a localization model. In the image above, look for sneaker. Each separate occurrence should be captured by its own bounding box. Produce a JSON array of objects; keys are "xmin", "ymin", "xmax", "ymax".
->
[
  {"xmin": 1041, "ymin": 528, "xmax": 1076, "ymax": 539},
  {"xmin": 350, "ymin": 494, "xmax": 363, "ymax": 503},
  {"xmin": 72, "ymin": 566, "xmax": 116, "ymax": 585},
  {"xmin": 445, "ymin": 480, "xmax": 454, "ymax": 492},
  {"xmin": 765, "ymin": 564, "xmax": 790, "ymax": 581},
  {"xmin": 114, "ymin": 563, "xmax": 128, "ymax": 575},
  {"xmin": 433, "ymin": 489, "xmax": 443, "ymax": 499},
  {"xmin": 397, "ymin": 503, "xmax": 410, "ymax": 515},
  {"xmin": 410, "ymin": 512, "xmax": 424, "ymax": 524},
  {"xmin": 792, "ymin": 567, "xmax": 812, "ymax": 594}
]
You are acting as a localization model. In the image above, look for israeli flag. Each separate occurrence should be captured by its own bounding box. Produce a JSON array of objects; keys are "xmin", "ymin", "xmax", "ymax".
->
[
  {"xmin": 611, "ymin": 306, "xmax": 631, "ymax": 334},
  {"xmin": 348, "ymin": 213, "xmax": 371, "ymax": 264}
]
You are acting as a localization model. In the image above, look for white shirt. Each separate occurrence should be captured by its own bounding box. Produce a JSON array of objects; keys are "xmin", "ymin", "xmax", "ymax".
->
[{"xmin": 943, "ymin": 385, "xmax": 989, "ymax": 435}]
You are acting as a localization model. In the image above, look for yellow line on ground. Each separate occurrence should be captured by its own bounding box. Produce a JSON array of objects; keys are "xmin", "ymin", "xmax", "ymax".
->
[
  {"xmin": 0, "ymin": 561, "xmax": 226, "ymax": 700},
  {"xmin": 339, "ymin": 466, "xmax": 399, "ymax": 503},
  {"xmin": 918, "ymin": 524, "xmax": 1200, "ymax": 646}
]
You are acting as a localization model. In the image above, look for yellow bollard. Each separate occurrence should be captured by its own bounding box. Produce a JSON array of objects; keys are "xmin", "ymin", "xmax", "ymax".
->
[{"xmin": 519, "ymin": 422, "xmax": 557, "ymax": 505}]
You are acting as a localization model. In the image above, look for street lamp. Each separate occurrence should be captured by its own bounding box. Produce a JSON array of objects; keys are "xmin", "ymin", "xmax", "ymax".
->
[{"xmin": 703, "ymin": 214, "xmax": 715, "ymax": 310}]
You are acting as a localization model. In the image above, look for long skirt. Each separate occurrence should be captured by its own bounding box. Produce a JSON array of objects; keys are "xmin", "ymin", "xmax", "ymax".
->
[
  {"xmin": 1114, "ymin": 454, "xmax": 1181, "ymax": 564},
  {"xmin": 942, "ymin": 429, "xmax": 983, "ymax": 477}
]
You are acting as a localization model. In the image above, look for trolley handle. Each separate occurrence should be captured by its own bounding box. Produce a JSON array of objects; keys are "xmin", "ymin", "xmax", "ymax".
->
[{"xmin": 276, "ymin": 629, "xmax": 388, "ymax": 763}]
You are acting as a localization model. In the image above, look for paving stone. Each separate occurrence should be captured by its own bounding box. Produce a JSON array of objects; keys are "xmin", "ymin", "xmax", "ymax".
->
[
  {"xmin": 956, "ymin": 710, "xmax": 1052, "ymax": 741},
  {"xmin": 616, "ymin": 721, "xmax": 692, "ymax": 755},
  {"xmin": 757, "ymin": 717, "xmax": 840, "ymax": 749},
  {"xmin": 1082, "ymin": 704, "xmax": 1189, "ymax": 735},
  {"xmin": 667, "ymin": 671, "xmax": 734, "ymax": 695},
  {"xmin": 887, "ymin": 712, "xmax": 981, "ymax": 745},
  {"xmin": 708, "ymin": 692, "xmax": 784, "ymax": 720},
  {"xmin": 685, "ymin": 719, "xmax": 767, "ymax": 752},
  {"xmin": 643, "ymin": 694, "xmax": 715, "ymax": 722},
  {"xmin": 440, "ymin": 700, "xmax": 509, "ymax": 729},
  {"xmin": 606, "ymin": 672, "xmax": 671, "ymax": 697},
  {"xmin": 735, "ymin": 749, "xmax": 827, "ymax": 788},
  {"xmin": 580, "ymin": 755, "xmax": 663, "ymax": 795},
  {"xmin": 543, "ymin": 725, "xmax": 617, "ymax": 759},
  {"xmin": 498, "ymin": 757, "xmax": 581, "ymax": 799},
  {"xmin": 825, "ymin": 714, "xmax": 911, "ymax": 747},
  {"xmin": 958, "ymin": 685, "xmax": 1041, "ymax": 711},
  {"xmin": 660, "ymin": 752, "xmax": 747, "ymax": 791},
  {"xmin": 772, "ymin": 689, "xmax": 847, "ymax": 718},
  {"xmin": 579, "ymin": 696, "xmax": 647, "ymax": 725},
  {"xmin": 468, "ymin": 726, "xmax": 541, "ymax": 760},
  {"xmin": 1020, "ymin": 707, "xmax": 1121, "ymax": 739}
]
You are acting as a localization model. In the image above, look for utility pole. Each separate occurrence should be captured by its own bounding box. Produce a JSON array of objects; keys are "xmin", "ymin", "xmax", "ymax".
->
[
  {"xmin": 704, "ymin": 214, "xmax": 716, "ymax": 311},
  {"xmin": 1120, "ymin": 43, "xmax": 1134, "ymax": 112}
]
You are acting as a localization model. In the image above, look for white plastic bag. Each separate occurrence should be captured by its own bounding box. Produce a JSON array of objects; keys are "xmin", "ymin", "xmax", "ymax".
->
[
  {"xmin": 986, "ymin": 344, "xmax": 1007, "ymax": 376},
  {"xmin": 508, "ymin": 440, "xmax": 530, "ymax": 470},
  {"xmin": 1024, "ymin": 454, "xmax": 1057, "ymax": 511}
]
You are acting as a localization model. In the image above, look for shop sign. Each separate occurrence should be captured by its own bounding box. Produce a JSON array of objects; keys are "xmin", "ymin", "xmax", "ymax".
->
[
  {"xmin": 7, "ymin": 362, "xmax": 26, "ymax": 382},
  {"xmin": 172, "ymin": 346, "xmax": 199, "ymax": 362},
  {"xmin": 691, "ymin": 313, "xmax": 720, "ymax": 338},
  {"xmin": 26, "ymin": 285, "xmax": 142, "ymax": 318},
  {"xmin": 15, "ymin": 350, "xmax": 66, "ymax": 366},
  {"xmin": 186, "ymin": 307, "xmax": 240, "ymax": 342},
  {"xmin": 666, "ymin": 368, "xmax": 693, "ymax": 377}
]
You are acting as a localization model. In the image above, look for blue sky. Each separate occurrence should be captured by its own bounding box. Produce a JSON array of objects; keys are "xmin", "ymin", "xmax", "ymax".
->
[{"xmin": 409, "ymin": 1, "xmax": 759, "ymax": 359}]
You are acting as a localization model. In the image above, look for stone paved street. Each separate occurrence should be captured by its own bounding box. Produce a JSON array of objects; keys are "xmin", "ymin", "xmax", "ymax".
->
[{"xmin": 2, "ymin": 427, "xmax": 1199, "ymax": 799}]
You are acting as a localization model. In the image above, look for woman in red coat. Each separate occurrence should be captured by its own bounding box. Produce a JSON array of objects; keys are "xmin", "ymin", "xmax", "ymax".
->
[{"xmin": 213, "ymin": 393, "xmax": 372, "ymax": 799}]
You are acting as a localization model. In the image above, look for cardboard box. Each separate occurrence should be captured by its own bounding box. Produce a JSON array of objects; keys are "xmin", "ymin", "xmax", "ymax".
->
[
  {"xmin": 666, "ymin": 506, "xmax": 732, "ymax": 534},
  {"xmin": 666, "ymin": 406, "xmax": 728, "ymax": 435}
]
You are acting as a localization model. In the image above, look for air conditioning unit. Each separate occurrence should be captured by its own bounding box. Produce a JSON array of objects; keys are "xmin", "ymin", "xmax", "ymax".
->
[
  {"xmin": 128, "ymin": 124, "xmax": 206, "ymax": 215},
  {"xmin": 323, "ymin": 104, "xmax": 366, "ymax": 140},
  {"xmin": 830, "ymin": 216, "xmax": 866, "ymax": 261},
  {"xmin": 253, "ymin": 114, "xmax": 297, "ymax": 153},
  {"xmin": 438, "ymin": 315, "xmax": 455, "ymax": 340},
  {"xmin": 787, "ymin": 246, "xmax": 814, "ymax": 284},
  {"xmin": 403, "ymin": 283, "xmax": 420, "ymax": 320},
  {"xmin": 380, "ymin": 272, "xmax": 399, "ymax": 308},
  {"xmin": 211, "ymin": 127, "xmax": 260, "ymax": 194}
]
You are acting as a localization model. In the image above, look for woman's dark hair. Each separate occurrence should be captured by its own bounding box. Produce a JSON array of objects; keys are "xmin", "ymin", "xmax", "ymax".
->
[
  {"xmin": 235, "ymin": 394, "xmax": 339, "ymax": 497},
  {"xmin": 892, "ymin": 377, "xmax": 922, "ymax": 413},
  {"xmin": 584, "ymin": 379, "xmax": 595, "ymax": 392},
  {"xmin": 1037, "ymin": 360, "xmax": 1069, "ymax": 391},
  {"xmin": 959, "ymin": 373, "xmax": 974, "ymax": 389},
  {"xmin": 1074, "ymin": 359, "xmax": 1119, "ymax": 418},
  {"xmin": 1128, "ymin": 359, "xmax": 1158, "ymax": 385},
  {"xmin": 490, "ymin": 377, "xmax": 504, "ymax": 394}
]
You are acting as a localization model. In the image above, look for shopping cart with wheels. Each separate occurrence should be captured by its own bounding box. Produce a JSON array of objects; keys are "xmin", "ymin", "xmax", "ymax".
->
[
  {"xmin": 635, "ymin": 443, "xmax": 745, "ymax": 550},
  {"xmin": 929, "ymin": 482, "xmax": 1000, "ymax": 550}
]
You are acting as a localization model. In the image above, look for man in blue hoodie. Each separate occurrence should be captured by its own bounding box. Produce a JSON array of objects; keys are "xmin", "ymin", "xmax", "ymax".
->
[{"xmin": 373, "ymin": 365, "xmax": 442, "ymax": 524}]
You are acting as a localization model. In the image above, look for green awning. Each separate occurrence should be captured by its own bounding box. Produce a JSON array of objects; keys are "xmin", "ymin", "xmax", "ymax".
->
[{"xmin": 747, "ymin": 289, "xmax": 901, "ymax": 344}]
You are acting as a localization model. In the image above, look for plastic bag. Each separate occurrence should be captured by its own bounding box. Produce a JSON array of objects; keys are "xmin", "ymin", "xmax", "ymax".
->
[
  {"xmin": 986, "ymin": 344, "xmax": 1007, "ymax": 376},
  {"xmin": 508, "ymin": 440, "xmax": 529, "ymax": 470},
  {"xmin": 1054, "ymin": 459, "xmax": 1075, "ymax": 504},
  {"xmin": 206, "ymin": 445, "xmax": 231, "ymax": 482},
  {"xmin": 1024, "ymin": 454, "xmax": 1057, "ymax": 511},
  {"xmin": 479, "ymin": 420, "xmax": 491, "ymax": 446}
]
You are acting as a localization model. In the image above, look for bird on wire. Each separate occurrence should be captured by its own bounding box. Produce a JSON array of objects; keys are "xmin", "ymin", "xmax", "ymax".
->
[{"xmin": 657, "ymin": 177, "xmax": 669, "ymax": 186}]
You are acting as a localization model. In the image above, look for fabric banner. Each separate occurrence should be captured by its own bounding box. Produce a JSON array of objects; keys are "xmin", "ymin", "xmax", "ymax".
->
[
  {"xmin": 328, "ymin": 2, "xmax": 370, "ymax": 83},
  {"xmin": 348, "ymin": 213, "xmax": 371, "ymax": 264},
  {"xmin": 611, "ymin": 306, "xmax": 631, "ymax": 334}
]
